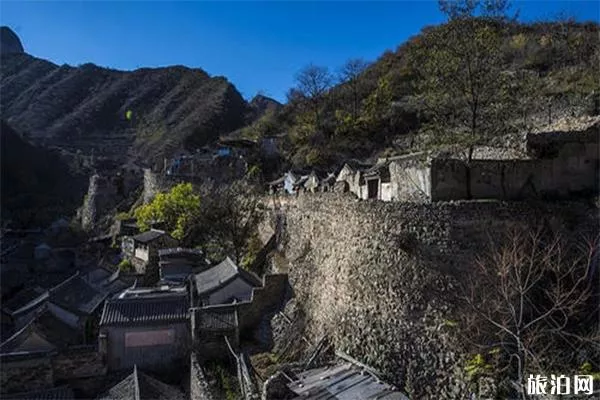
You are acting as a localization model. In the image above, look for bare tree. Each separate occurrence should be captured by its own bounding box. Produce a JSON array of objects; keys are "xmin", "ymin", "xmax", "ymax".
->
[
  {"xmin": 338, "ymin": 58, "xmax": 370, "ymax": 120},
  {"xmin": 460, "ymin": 228, "xmax": 598, "ymax": 398},
  {"xmin": 294, "ymin": 64, "xmax": 333, "ymax": 130}
]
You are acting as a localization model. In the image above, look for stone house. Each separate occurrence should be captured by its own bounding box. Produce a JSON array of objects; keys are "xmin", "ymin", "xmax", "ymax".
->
[
  {"xmin": 47, "ymin": 273, "xmax": 108, "ymax": 334},
  {"xmin": 304, "ymin": 171, "xmax": 336, "ymax": 193},
  {"xmin": 192, "ymin": 257, "xmax": 262, "ymax": 306},
  {"xmin": 98, "ymin": 365, "xmax": 185, "ymax": 400},
  {"xmin": 335, "ymin": 160, "xmax": 372, "ymax": 195},
  {"xmin": 131, "ymin": 229, "xmax": 178, "ymax": 266},
  {"xmin": 98, "ymin": 288, "xmax": 190, "ymax": 372}
]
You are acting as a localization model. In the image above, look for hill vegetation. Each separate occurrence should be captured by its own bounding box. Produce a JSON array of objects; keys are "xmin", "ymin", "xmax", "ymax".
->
[{"xmin": 243, "ymin": 3, "xmax": 599, "ymax": 170}]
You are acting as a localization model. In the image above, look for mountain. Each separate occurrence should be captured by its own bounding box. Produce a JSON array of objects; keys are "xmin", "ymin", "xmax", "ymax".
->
[
  {"xmin": 0, "ymin": 28, "xmax": 250, "ymax": 167},
  {"xmin": 266, "ymin": 19, "xmax": 599, "ymax": 169},
  {"xmin": 0, "ymin": 121, "xmax": 88, "ymax": 227},
  {"xmin": 0, "ymin": 27, "xmax": 24, "ymax": 55},
  {"xmin": 248, "ymin": 94, "xmax": 282, "ymax": 118}
]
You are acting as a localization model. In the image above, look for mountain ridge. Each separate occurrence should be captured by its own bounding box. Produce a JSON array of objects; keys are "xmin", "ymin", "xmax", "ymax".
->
[{"xmin": 0, "ymin": 28, "xmax": 251, "ymax": 167}]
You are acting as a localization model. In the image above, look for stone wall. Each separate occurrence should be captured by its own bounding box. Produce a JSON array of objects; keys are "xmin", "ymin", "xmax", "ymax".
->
[
  {"xmin": 190, "ymin": 354, "xmax": 215, "ymax": 400},
  {"xmin": 265, "ymin": 193, "xmax": 598, "ymax": 398},
  {"xmin": 53, "ymin": 345, "xmax": 106, "ymax": 380},
  {"xmin": 0, "ymin": 354, "xmax": 54, "ymax": 394},
  {"xmin": 431, "ymin": 155, "xmax": 599, "ymax": 201},
  {"xmin": 81, "ymin": 168, "xmax": 143, "ymax": 231}
]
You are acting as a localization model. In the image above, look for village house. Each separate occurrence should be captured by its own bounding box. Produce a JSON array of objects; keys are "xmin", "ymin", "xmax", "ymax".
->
[
  {"xmin": 158, "ymin": 248, "xmax": 210, "ymax": 284},
  {"xmin": 122, "ymin": 229, "xmax": 179, "ymax": 284},
  {"xmin": 98, "ymin": 286, "xmax": 190, "ymax": 372},
  {"xmin": 0, "ymin": 310, "xmax": 85, "ymax": 395},
  {"xmin": 47, "ymin": 272, "xmax": 107, "ymax": 335},
  {"xmin": 192, "ymin": 257, "xmax": 262, "ymax": 306},
  {"xmin": 80, "ymin": 265, "xmax": 133, "ymax": 298},
  {"xmin": 191, "ymin": 307, "xmax": 239, "ymax": 360},
  {"xmin": 98, "ymin": 365, "xmax": 185, "ymax": 400},
  {"xmin": 1, "ymin": 286, "xmax": 48, "ymax": 331},
  {"xmin": 114, "ymin": 217, "xmax": 140, "ymax": 237}
]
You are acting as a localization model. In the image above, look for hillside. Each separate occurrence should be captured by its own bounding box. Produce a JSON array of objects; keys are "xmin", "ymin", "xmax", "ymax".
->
[
  {"xmin": 0, "ymin": 121, "xmax": 88, "ymax": 227},
  {"xmin": 251, "ymin": 18, "xmax": 599, "ymax": 170},
  {"xmin": 0, "ymin": 29, "xmax": 250, "ymax": 167}
]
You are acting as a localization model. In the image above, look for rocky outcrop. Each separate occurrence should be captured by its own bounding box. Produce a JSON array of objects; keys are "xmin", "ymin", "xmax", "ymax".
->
[{"xmin": 0, "ymin": 27, "xmax": 24, "ymax": 55}]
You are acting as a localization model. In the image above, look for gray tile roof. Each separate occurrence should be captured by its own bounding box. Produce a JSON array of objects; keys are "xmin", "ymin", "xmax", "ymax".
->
[
  {"xmin": 4, "ymin": 385, "xmax": 74, "ymax": 400},
  {"xmin": 194, "ymin": 257, "xmax": 261, "ymax": 297},
  {"xmin": 160, "ymin": 263, "xmax": 192, "ymax": 281},
  {"xmin": 0, "ymin": 310, "xmax": 81, "ymax": 353},
  {"xmin": 196, "ymin": 309, "xmax": 237, "ymax": 331},
  {"xmin": 99, "ymin": 366, "xmax": 186, "ymax": 400},
  {"xmin": 100, "ymin": 294, "xmax": 189, "ymax": 326},
  {"xmin": 132, "ymin": 229, "xmax": 168, "ymax": 243},
  {"xmin": 288, "ymin": 363, "xmax": 408, "ymax": 400},
  {"xmin": 49, "ymin": 273, "xmax": 108, "ymax": 316},
  {"xmin": 2, "ymin": 286, "xmax": 48, "ymax": 316}
]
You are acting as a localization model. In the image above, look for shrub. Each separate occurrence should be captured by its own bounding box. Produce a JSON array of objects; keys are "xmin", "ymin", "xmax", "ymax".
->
[{"xmin": 118, "ymin": 259, "xmax": 134, "ymax": 272}]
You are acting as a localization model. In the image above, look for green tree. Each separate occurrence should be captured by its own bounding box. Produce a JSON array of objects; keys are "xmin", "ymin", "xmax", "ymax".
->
[
  {"xmin": 134, "ymin": 182, "xmax": 200, "ymax": 240},
  {"xmin": 411, "ymin": 17, "xmax": 507, "ymax": 159},
  {"xmin": 186, "ymin": 181, "xmax": 263, "ymax": 264}
]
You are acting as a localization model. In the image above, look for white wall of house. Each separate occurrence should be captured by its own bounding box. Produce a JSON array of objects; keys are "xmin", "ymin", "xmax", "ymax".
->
[
  {"xmin": 207, "ymin": 278, "xmax": 255, "ymax": 305},
  {"xmin": 381, "ymin": 182, "xmax": 392, "ymax": 201},
  {"xmin": 135, "ymin": 245, "xmax": 149, "ymax": 261}
]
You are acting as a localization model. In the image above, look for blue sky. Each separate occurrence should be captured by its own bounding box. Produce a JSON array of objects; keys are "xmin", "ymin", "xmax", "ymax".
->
[{"xmin": 1, "ymin": 1, "xmax": 598, "ymax": 102}]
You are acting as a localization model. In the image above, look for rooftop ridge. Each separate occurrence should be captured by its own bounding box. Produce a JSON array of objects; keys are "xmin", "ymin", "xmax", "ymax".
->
[{"xmin": 49, "ymin": 271, "xmax": 80, "ymax": 294}]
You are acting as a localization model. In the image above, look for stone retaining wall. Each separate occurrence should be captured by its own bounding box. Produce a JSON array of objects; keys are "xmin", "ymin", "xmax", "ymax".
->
[{"xmin": 266, "ymin": 193, "xmax": 598, "ymax": 398}]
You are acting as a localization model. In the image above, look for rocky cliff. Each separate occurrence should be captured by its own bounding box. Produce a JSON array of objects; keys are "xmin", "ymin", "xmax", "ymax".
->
[{"xmin": 266, "ymin": 193, "xmax": 599, "ymax": 398}]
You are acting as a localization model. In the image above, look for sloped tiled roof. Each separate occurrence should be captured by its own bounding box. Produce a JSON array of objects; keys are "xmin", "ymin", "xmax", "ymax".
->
[
  {"xmin": 288, "ymin": 363, "xmax": 408, "ymax": 400},
  {"xmin": 194, "ymin": 257, "xmax": 261, "ymax": 297},
  {"xmin": 99, "ymin": 366, "xmax": 185, "ymax": 400},
  {"xmin": 2, "ymin": 286, "xmax": 48, "ymax": 316},
  {"xmin": 100, "ymin": 294, "xmax": 189, "ymax": 327},
  {"xmin": 196, "ymin": 309, "xmax": 237, "ymax": 331},
  {"xmin": 132, "ymin": 229, "xmax": 168, "ymax": 243},
  {"xmin": 0, "ymin": 309, "xmax": 81, "ymax": 353},
  {"xmin": 4, "ymin": 385, "xmax": 74, "ymax": 400},
  {"xmin": 49, "ymin": 273, "xmax": 108, "ymax": 316},
  {"xmin": 0, "ymin": 319, "xmax": 56, "ymax": 354}
]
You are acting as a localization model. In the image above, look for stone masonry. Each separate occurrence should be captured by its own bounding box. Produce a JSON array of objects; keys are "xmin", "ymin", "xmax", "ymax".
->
[{"xmin": 263, "ymin": 193, "xmax": 599, "ymax": 399}]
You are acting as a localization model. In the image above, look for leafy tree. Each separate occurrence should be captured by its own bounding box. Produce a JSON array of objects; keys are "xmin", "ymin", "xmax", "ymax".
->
[
  {"xmin": 359, "ymin": 76, "xmax": 394, "ymax": 135},
  {"xmin": 186, "ymin": 181, "xmax": 264, "ymax": 264},
  {"xmin": 134, "ymin": 182, "xmax": 200, "ymax": 240},
  {"xmin": 410, "ymin": 11, "xmax": 509, "ymax": 162}
]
